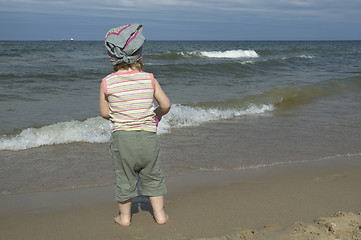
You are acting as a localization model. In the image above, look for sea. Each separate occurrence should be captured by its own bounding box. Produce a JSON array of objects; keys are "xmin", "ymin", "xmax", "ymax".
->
[{"xmin": 0, "ymin": 40, "xmax": 360, "ymax": 196}]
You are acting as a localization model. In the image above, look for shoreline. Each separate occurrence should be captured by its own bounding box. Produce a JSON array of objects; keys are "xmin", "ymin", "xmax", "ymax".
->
[{"xmin": 1, "ymin": 155, "xmax": 361, "ymax": 239}]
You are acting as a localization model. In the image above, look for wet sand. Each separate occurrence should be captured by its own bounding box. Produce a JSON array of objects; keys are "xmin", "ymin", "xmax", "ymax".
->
[{"xmin": 1, "ymin": 155, "xmax": 360, "ymax": 240}]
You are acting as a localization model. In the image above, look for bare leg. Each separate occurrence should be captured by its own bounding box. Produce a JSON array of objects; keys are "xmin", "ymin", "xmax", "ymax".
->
[
  {"xmin": 114, "ymin": 199, "xmax": 132, "ymax": 226},
  {"xmin": 149, "ymin": 195, "xmax": 168, "ymax": 224}
]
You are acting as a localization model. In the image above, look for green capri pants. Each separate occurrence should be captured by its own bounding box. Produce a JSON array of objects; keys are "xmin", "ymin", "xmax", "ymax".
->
[{"xmin": 110, "ymin": 130, "xmax": 167, "ymax": 202}]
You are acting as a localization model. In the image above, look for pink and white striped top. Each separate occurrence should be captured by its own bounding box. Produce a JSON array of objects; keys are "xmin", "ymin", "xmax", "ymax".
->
[{"xmin": 102, "ymin": 70, "xmax": 157, "ymax": 132}]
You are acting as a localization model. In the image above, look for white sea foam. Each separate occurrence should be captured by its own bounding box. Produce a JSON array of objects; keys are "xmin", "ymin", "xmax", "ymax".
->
[
  {"xmin": 157, "ymin": 104, "xmax": 273, "ymax": 134},
  {"xmin": 299, "ymin": 55, "xmax": 315, "ymax": 59},
  {"xmin": 281, "ymin": 55, "xmax": 315, "ymax": 60},
  {"xmin": 240, "ymin": 60, "xmax": 256, "ymax": 65},
  {"xmin": 198, "ymin": 49, "xmax": 259, "ymax": 59},
  {"xmin": 0, "ymin": 117, "xmax": 111, "ymax": 151},
  {"xmin": 0, "ymin": 104, "xmax": 274, "ymax": 151}
]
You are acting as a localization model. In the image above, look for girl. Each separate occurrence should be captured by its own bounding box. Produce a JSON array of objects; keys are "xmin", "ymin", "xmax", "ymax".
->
[{"xmin": 99, "ymin": 24, "xmax": 170, "ymax": 226}]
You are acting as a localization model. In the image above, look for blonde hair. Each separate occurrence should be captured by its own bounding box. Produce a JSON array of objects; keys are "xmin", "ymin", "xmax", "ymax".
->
[{"xmin": 113, "ymin": 58, "xmax": 144, "ymax": 72}]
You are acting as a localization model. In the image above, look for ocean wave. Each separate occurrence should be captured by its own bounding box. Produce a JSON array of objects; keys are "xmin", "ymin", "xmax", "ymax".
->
[
  {"xmin": 0, "ymin": 104, "xmax": 273, "ymax": 151},
  {"xmin": 0, "ymin": 117, "xmax": 111, "ymax": 151},
  {"xmin": 2, "ymin": 75, "xmax": 359, "ymax": 151},
  {"xmin": 148, "ymin": 49, "xmax": 259, "ymax": 60},
  {"xmin": 298, "ymin": 55, "xmax": 315, "ymax": 59},
  {"xmin": 280, "ymin": 55, "xmax": 316, "ymax": 61},
  {"xmin": 239, "ymin": 60, "xmax": 256, "ymax": 65},
  {"xmin": 191, "ymin": 75, "xmax": 361, "ymax": 111},
  {"xmin": 158, "ymin": 103, "xmax": 274, "ymax": 134},
  {"xmin": 197, "ymin": 49, "xmax": 259, "ymax": 58},
  {"xmin": 271, "ymin": 75, "xmax": 361, "ymax": 109}
]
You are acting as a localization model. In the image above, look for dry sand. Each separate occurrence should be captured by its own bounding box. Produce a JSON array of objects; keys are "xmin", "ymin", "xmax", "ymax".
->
[{"xmin": 1, "ymin": 156, "xmax": 361, "ymax": 240}]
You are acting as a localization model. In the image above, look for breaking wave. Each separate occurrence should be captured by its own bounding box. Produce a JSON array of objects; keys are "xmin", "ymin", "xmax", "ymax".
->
[
  {"xmin": 0, "ymin": 103, "xmax": 273, "ymax": 151},
  {"xmin": 1, "ymin": 75, "xmax": 359, "ymax": 151},
  {"xmin": 148, "ymin": 49, "xmax": 259, "ymax": 59}
]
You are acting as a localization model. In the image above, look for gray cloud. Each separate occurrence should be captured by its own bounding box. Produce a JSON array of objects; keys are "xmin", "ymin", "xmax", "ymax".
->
[{"xmin": 0, "ymin": 0, "xmax": 360, "ymax": 40}]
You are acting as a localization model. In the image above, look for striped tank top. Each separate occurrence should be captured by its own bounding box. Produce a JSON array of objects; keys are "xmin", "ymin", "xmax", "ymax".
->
[{"xmin": 102, "ymin": 70, "xmax": 157, "ymax": 132}]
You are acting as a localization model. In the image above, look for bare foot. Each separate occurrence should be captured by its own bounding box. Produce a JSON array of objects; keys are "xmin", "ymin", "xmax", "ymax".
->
[
  {"xmin": 149, "ymin": 195, "xmax": 168, "ymax": 225},
  {"xmin": 154, "ymin": 213, "xmax": 169, "ymax": 225},
  {"xmin": 114, "ymin": 215, "xmax": 131, "ymax": 226}
]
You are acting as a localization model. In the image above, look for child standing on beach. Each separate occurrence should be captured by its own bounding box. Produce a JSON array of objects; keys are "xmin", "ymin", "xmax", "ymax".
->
[{"xmin": 99, "ymin": 24, "xmax": 170, "ymax": 226}]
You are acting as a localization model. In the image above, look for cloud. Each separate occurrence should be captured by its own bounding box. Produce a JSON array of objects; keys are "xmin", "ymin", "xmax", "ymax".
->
[
  {"xmin": 1, "ymin": 0, "xmax": 360, "ymax": 22},
  {"xmin": 0, "ymin": 0, "xmax": 360, "ymax": 40}
]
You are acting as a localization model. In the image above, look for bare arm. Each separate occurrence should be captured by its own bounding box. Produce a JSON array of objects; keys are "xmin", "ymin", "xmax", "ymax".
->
[
  {"xmin": 154, "ymin": 79, "xmax": 170, "ymax": 121},
  {"xmin": 99, "ymin": 83, "xmax": 110, "ymax": 120}
]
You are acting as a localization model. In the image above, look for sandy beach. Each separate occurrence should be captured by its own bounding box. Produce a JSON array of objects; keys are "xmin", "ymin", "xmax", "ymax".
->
[{"xmin": 1, "ymin": 154, "xmax": 360, "ymax": 240}]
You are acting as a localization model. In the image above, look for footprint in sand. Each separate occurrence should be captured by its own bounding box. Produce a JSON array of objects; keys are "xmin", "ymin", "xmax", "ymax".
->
[{"xmin": 312, "ymin": 174, "xmax": 346, "ymax": 182}]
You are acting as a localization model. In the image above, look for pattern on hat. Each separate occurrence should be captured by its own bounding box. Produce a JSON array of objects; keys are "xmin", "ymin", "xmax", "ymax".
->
[{"xmin": 105, "ymin": 24, "xmax": 145, "ymax": 65}]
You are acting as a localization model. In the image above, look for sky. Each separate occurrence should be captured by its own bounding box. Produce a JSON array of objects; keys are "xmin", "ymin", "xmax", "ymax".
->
[{"xmin": 0, "ymin": 0, "xmax": 360, "ymax": 41}]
